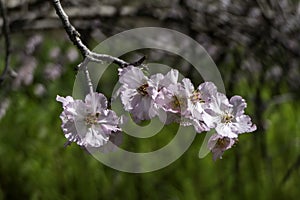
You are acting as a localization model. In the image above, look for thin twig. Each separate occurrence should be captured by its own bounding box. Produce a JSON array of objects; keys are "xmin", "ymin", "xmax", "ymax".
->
[
  {"xmin": 0, "ymin": 0, "xmax": 11, "ymax": 83},
  {"xmin": 79, "ymin": 59, "xmax": 94, "ymax": 94},
  {"xmin": 51, "ymin": 0, "xmax": 129, "ymax": 68}
]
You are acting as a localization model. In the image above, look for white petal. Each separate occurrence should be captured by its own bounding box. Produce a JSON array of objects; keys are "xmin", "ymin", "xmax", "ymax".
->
[
  {"xmin": 182, "ymin": 78, "xmax": 194, "ymax": 95},
  {"xmin": 160, "ymin": 69, "xmax": 179, "ymax": 87},
  {"xmin": 119, "ymin": 66, "xmax": 148, "ymax": 88},
  {"xmin": 85, "ymin": 92, "xmax": 107, "ymax": 113},
  {"xmin": 229, "ymin": 95, "xmax": 247, "ymax": 117},
  {"xmin": 56, "ymin": 95, "xmax": 74, "ymax": 107},
  {"xmin": 216, "ymin": 123, "xmax": 238, "ymax": 138}
]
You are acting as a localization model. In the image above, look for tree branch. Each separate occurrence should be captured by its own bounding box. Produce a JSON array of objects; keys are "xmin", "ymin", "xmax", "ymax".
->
[
  {"xmin": 50, "ymin": 0, "xmax": 129, "ymax": 68},
  {"xmin": 0, "ymin": 0, "xmax": 11, "ymax": 83}
]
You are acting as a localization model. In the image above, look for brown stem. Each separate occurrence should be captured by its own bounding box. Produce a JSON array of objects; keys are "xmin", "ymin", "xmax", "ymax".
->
[{"xmin": 50, "ymin": 0, "xmax": 129, "ymax": 67}]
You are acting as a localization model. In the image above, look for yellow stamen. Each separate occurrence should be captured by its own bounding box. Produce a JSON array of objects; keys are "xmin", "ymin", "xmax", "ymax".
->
[
  {"xmin": 221, "ymin": 113, "xmax": 234, "ymax": 123},
  {"xmin": 85, "ymin": 113, "xmax": 100, "ymax": 125},
  {"xmin": 190, "ymin": 89, "xmax": 205, "ymax": 104},
  {"xmin": 137, "ymin": 83, "xmax": 149, "ymax": 96}
]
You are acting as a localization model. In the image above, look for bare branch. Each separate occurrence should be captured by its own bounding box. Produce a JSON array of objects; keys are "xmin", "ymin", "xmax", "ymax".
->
[
  {"xmin": 0, "ymin": 0, "xmax": 11, "ymax": 83},
  {"xmin": 50, "ymin": 0, "xmax": 129, "ymax": 68},
  {"xmin": 79, "ymin": 59, "xmax": 94, "ymax": 94}
]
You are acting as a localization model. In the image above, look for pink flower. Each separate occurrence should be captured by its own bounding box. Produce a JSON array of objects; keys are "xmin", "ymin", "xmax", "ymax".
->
[
  {"xmin": 203, "ymin": 94, "xmax": 256, "ymax": 138},
  {"xmin": 56, "ymin": 92, "xmax": 121, "ymax": 148},
  {"xmin": 156, "ymin": 82, "xmax": 187, "ymax": 114},
  {"xmin": 118, "ymin": 66, "xmax": 161, "ymax": 123},
  {"xmin": 208, "ymin": 133, "xmax": 236, "ymax": 161},
  {"xmin": 183, "ymin": 79, "xmax": 218, "ymax": 118},
  {"xmin": 182, "ymin": 79, "xmax": 218, "ymax": 132}
]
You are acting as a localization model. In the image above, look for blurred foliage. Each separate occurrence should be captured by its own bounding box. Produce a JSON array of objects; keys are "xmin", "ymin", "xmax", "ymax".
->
[{"xmin": 1, "ymin": 0, "xmax": 300, "ymax": 199}]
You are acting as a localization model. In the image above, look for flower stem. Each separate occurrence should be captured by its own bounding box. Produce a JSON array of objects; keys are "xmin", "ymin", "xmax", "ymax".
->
[{"xmin": 79, "ymin": 59, "xmax": 94, "ymax": 94}]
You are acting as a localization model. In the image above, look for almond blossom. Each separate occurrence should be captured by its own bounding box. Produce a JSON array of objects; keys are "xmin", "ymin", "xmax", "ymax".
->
[
  {"xmin": 203, "ymin": 94, "xmax": 256, "ymax": 138},
  {"xmin": 118, "ymin": 66, "xmax": 159, "ymax": 123},
  {"xmin": 207, "ymin": 133, "xmax": 237, "ymax": 161},
  {"xmin": 183, "ymin": 79, "xmax": 218, "ymax": 118},
  {"xmin": 182, "ymin": 79, "xmax": 219, "ymax": 132},
  {"xmin": 56, "ymin": 65, "xmax": 257, "ymax": 161},
  {"xmin": 155, "ymin": 82, "xmax": 187, "ymax": 122},
  {"xmin": 118, "ymin": 66, "xmax": 180, "ymax": 123},
  {"xmin": 56, "ymin": 92, "xmax": 121, "ymax": 148}
]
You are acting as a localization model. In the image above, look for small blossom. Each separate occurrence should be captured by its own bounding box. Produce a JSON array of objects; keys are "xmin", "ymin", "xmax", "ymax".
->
[
  {"xmin": 56, "ymin": 92, "xmax": 121, "ymax": 148},
  {"xmin": 156, "ymin": 83, "xmax": 187, "ymax": 114},
  {"xmin": 208, "ymin": 133, "xmax": 236, "ymax": 161},
  {"xmin": 183, "ymin": 79, "xmax": 218, "ymax": 118},
  {"xmin": 182, "ymin": 79, "xmax": 218, "ymax": 132},
  {"xmin": 33, "ymin": 83, "xmax": 46, "ymax": 97},
  {"xmin": 44, "ymin": 63, "xmax": 63, "ymax": 81},
  {"xmin": 67, "ymin": 47, "xmax": 79, "ymax": 62},
  {"xmin": 155, "ymin": 83, "xmax": 187, "ymax": 124},
  {"xmin": 13, "ymin": 57, "xmax": 37, "ymax": 89},
  {"xmin": 49, "ymin": 47, "xmax": 61, "ymax": 59},
  {"xmin": 26, "ymin": 34, "xmax": 43, "ymax": 55},
  {"xmin": 118, "ymin": 66, "xmax": 159, "ymax": 123},
  {"xmin": 152, "ymin": 69, "xmax": 197, "ymax": 125},
  {"xmin": 203, "ymin": 94, "xmax": 256, "ymax": 138}
]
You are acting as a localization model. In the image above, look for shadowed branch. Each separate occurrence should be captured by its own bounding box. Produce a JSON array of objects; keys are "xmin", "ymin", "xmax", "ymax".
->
[{"xmin": 50, "ymin": 0, "xmax": 129, "ymax": 68}]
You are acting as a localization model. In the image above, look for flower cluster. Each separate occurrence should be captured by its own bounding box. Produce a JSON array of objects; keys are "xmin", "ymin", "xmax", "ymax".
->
[
  {"xmin": 117, "ymin": 66, "xmax": 256, "ymax": 160},
  {"xmin": 57, "ymin": 65, "xmax": 256, "ymax": 160}
]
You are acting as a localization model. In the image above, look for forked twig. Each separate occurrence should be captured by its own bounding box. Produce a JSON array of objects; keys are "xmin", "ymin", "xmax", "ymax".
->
[{"xmin": 51, "ymin": 0, "xmax": 129, "ymax": 68}]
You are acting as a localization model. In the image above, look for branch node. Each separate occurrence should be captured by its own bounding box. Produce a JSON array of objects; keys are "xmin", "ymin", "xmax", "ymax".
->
[{"xmin": 51, "ymin": 0, "xmax": 130, "ymax": 68}]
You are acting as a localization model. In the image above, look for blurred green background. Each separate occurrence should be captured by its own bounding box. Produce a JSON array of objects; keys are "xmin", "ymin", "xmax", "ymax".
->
[
  {"xmin": 1, "ymin": 0, "xmax": 300, "ymax": 199},
  {"xmin": 0, "ymin": 32, "xmax": 299, "ymax": 200}
]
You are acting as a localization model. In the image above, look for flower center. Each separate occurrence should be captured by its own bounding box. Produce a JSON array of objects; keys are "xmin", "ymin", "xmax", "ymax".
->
[
  {"xmin": 190, "ymin": 89, "xmax": 204, "ymax": 104},
  {"xmin": 171, "ymin": 95, "xmax": 185, "ymax": 110},
  {"xmin": 215, "ymin": 137, "xmax": 237, "ymax": 149},
  {"xmin": 85, "ymin": 113, "xmax": 100, "ymax": 125},
  {"xmin": 215, "ymin": 137, "xmax": 231, "ymax": 148},
  {"xmin": 137, "ymin": 83, "xmax": 149, "ymax": 96},
  {"xmin": 221, "ymin": 113, "xmax": 234, "ymax": 123}
]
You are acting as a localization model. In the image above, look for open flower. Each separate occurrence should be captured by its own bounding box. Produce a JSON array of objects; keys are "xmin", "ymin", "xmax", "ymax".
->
[
  {"xmin": 154, "ymin": 70, "xmax": 196, "ymax": 125},
  {"xmin": 183, "ymin": 79, "xmax": 218, "ymax": 118},
  {"xmin": 56, "ymin": 92, "xmax": 121, "ymax": 148},
  {"xmin": 208, "ymin": 133, "xmax": 237, "ymax": 161},
  {"xmin": 203, "ymin": 94, "xmax": 256, "ymax": 138},
  {"xmin": 155, "ymin": 82, "xmax": 187, "ymax": 124},
  {"xmin": 156, "ymin": 82, "xmax": 187, "ymax": 114},
  {"xmin": 182, "ymin": 79, "xmax": 219, "ymax": 132},
  {"xmin": 118, "ymin": 66, "xmax": 163, "ymax": 123}
]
